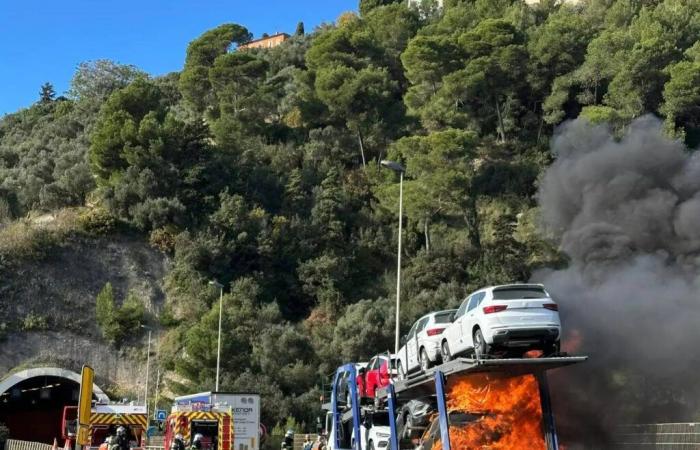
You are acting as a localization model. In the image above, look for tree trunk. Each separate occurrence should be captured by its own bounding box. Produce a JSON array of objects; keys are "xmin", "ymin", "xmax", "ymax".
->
[
  {"xmin": 356, "ymin": 127, "xmax": 367, "ymax": 169},
  {"xmin": 424, "ymin": 217, "xmax": 431, "ymax": 254},
  {"xmin": 495, "ymin": 100, "xmax": 506, "ymax": 143},
  {"xmin": 464, "ymin": 197, "xmax": 481, "ymax": 251}
]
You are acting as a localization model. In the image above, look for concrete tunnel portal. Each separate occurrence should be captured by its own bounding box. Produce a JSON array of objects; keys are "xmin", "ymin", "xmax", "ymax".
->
[{"xmin": 0, "ymin": 368, "xmax": 109, "ymax": 444}]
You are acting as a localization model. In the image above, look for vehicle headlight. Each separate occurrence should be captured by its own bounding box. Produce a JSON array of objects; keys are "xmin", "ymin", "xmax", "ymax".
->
[{"xmin": 377, "ymin": 433, "xmax": 390, "ymax": 438}]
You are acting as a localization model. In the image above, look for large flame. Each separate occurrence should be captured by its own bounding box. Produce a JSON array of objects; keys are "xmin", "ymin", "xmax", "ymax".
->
[{"xmin": 431, "ymin": 373, "xmax": 546, "ymax": 450}]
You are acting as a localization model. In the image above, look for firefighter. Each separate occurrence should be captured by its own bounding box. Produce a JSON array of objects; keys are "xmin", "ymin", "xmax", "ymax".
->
[
  {"xmin": 117, "ymin": 426, "xmax": 130, "ymax": 450},
  {"xmin": 171, "ymin": 434, "xmax": 186, "ymax": 450},
  {"xmin": 100, "ymin": 436, "xmax": 112, "ymax": 450},
  {"xmin": 191, "ymin": 434, "xmax": 203, "ymax": 450},
  {"xmin": 281, "ymin": 430, "xmax": 293, "ymax": 449}
]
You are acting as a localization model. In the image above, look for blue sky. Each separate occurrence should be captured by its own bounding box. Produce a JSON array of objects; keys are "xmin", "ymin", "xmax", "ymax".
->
[{"xmin": 0, "ymin": 0, "xmax": 358, "ymax": 115}]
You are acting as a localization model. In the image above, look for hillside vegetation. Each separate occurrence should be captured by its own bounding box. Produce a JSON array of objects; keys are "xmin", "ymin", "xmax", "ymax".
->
[{"xmin": 1, "ymin": 0, "xmax": 699, "ymax": 433}]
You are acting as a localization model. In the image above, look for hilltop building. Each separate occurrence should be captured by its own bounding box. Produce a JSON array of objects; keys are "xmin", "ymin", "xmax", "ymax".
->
[{"xmin": 238, "ymin": 33, "xmax": 290, "ymax": 51}]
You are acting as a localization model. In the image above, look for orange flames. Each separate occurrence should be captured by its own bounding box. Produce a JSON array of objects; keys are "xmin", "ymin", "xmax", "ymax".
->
[{"xmin": 430, "ymin": 373, "xmax": 546, "ymax": 450}]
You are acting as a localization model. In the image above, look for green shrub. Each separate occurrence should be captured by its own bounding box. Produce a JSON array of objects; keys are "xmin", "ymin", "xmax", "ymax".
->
[
  {"xmin": 149, "ymin": 226, "xmax": 178, "ymax": 253},
  {"xmin": 21, "ymin": 313, "xmax": 49, "ymax": 331},
  {"xmin": 79, "ymin": 208, "xmax": 117, "ymax": 235},
  {"xmin": 95, "ymin": 282, "xmax": 147, "ymax": 346}
]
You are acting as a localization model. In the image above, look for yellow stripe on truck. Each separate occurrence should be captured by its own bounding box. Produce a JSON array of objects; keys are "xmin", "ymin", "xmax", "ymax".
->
[{"xmin": 89, "ymin": 413, "xmax": 148, "ymax": 427}]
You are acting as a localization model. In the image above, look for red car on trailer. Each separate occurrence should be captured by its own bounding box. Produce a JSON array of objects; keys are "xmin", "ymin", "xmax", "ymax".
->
[{"xmin": 360, "ymin": 354, "xmax": 398, "ymax": 399}]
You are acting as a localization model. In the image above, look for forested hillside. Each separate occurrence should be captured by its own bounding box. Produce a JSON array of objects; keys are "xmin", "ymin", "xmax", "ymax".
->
[{"xmin": 1, "ymin": 0, "xmax": 699, "ymax": 436}]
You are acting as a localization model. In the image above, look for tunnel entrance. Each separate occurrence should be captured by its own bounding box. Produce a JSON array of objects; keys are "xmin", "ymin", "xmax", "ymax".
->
[{"xmin": 0, "ymin": 368, "xmax": 109, "ymax": 445}]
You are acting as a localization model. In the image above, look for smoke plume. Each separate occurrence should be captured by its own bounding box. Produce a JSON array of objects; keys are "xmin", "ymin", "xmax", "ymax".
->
[{"xmin": 533, "ymin": 116, "xmax": 700, "ymax": 446}]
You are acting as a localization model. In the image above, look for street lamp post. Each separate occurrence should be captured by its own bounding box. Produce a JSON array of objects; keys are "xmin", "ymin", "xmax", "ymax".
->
[
  {"xmin": 209, "ymin": 280, "xmax": 224, "ymax": 391},
  {"xmin": 381, "ymin": 160, "xmax": 405, "ymax": 355}
]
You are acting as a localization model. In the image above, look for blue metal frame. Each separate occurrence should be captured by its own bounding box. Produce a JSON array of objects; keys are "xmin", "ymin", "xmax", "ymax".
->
[
  {"xmin": 434, "ymin": 370, "xmax": 451, "ymax": 450},
  {"xmin": 331, "ymin": 363, "xmax": 363, "ymax": 450},
  {"xmin": 386, "ymin": 382, "xmax": 399, "ymax": 450}
]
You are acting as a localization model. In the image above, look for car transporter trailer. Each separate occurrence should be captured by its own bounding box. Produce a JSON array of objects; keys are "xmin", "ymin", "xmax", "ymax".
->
[{"xmin": 327, "ymin": 355, "xmax": 588, "ymax": 450}]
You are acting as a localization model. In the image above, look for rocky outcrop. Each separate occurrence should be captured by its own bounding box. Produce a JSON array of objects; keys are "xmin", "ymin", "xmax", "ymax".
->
[{"xmin": 0, "ymin": 231, "xmax": 168, "ymax": 395}]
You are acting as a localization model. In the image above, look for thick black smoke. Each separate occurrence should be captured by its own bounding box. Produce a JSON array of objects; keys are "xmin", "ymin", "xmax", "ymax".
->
[{"xmin": 533, "ymin": 116, "xmax": 700, "ymax": 446}]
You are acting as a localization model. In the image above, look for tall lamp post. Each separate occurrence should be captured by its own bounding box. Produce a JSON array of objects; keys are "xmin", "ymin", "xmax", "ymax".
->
[
  {"xmin": 140, "ymin": 325, "xmax": 152, "ymax": 415},
  {"xmin": 209, "ymin": 280, "xmax": 224, "ymax": 391},
  {"xmin": 381, "ymin": 160, "xmax": 405, "ymax": 355}
]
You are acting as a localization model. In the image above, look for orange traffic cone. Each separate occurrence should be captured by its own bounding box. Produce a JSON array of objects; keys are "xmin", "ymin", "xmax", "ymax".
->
[{"xmin": 52, "ymin": 438, "xmax": 58, "ymax": 450}]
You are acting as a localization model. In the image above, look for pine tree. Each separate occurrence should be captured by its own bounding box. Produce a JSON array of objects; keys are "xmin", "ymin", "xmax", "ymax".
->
[
  {"xmin": 283, "ymin": 169, "xmax": 307, "ymax": 214},
  {"xmin": 295, "ymin": 21, "xmax": 305, "ymax": 36},
  {"xmin": 95, "ymin": 282, "xmax": 117, "ymax": 341},
  {"xmin": 39, "ymin": 82, "xmax": 55, "ymax": 103},
  {"xmin": 311, "ymin": 168, "xmax": 345, "ymax": 247}
]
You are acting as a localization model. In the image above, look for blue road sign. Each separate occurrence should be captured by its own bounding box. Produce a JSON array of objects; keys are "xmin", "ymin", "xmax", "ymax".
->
[{"xmin": 155, "ymin": 409, "xmax": 167, "ymax": 421}]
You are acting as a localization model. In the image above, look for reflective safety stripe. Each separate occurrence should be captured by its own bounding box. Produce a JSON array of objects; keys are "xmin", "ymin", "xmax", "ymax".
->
[{"xmin": 89, "ymin": 413, "xmax": 149, "ymax": 428}]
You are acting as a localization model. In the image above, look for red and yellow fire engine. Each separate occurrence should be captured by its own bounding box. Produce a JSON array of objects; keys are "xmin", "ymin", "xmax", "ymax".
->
[
  {"xmin": 163, "ymin": 403, "xmax": 233, "ymax": 450},
  {"xmin": 62, "ymin": 404, "xmax": 147, "ymax": 449}
]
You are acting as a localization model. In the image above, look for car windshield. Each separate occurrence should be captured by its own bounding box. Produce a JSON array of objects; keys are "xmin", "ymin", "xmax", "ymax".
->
[
  {"xmin": 372, "ymin": 412, "xmax": 390, "ymax": 426},
  {"xmin": 433, "ymin": 312, "xmax": 454, "ymax": 323},
  {"xmin": 492, "ymin": 287, "xmax": 548, "ymax": 300}
]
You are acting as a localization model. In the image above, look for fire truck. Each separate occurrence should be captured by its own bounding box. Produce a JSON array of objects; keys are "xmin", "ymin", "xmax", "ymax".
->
[
  {"xmin": 164, "ymin": 403, "xmax": 233, "ymax": 450},
  {"xmin": 325, "ymin": 355, "xmax": 588, "ymax": 450},
  {"xmin": 62, "ymin": 404, "xmax": 148, "ymax": 449}
]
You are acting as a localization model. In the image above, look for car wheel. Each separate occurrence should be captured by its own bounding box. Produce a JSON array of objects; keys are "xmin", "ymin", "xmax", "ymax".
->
[
  {"xmin": 441, "ymin": 341, "xmax": 452, "ymax": 363},
  {"xmin": 420, "ymin": 348, "xmax": 432, "ymax": 372},
  {"xmin": 473, "ymin": 328, "xmax": 490, "ymax": 359}
]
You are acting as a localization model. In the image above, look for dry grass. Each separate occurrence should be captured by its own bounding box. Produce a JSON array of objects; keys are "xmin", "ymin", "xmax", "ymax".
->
[{"xmin": 0, "ymin": 208, "xmax": 82, "ymax": 261}]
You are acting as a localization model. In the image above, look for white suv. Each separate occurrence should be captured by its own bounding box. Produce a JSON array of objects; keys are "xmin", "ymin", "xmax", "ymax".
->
[
  {"xmin": 440, "ymin": 284, "xmax": 561, "ymax": 360},
  {"xmin": 397, "ymin": 310, "xmax": 456, "ymax": 377},
  {"xmin": 351, "ymin": 410, "xmax": 391, "ymax": 449}
]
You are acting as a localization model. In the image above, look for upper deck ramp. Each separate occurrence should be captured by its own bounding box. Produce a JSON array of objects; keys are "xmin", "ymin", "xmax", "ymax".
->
[{"xmin": 378, "ymin": 355, "xmax": 588, "ymax": 400}]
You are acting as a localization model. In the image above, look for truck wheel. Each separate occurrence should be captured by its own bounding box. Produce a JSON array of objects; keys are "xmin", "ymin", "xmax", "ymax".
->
[{"xmin": 473, "ymin": 328, "xmax": 490, "ymax": 359}]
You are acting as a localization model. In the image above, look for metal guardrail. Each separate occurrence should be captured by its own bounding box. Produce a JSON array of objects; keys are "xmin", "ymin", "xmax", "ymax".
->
[
  {"xmin": 614, "ymin": 423, "xmax": 700, "ymax": 448},
  {"xmin": 5, "ymin": 440, "xmax": 53, "ymax": 450}
]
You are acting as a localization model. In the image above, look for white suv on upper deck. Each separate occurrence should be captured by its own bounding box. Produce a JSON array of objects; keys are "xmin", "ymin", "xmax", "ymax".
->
[
  {"xmin": 397, "ymin": 310, "xmax": 457, "ymax": 377},
  {"xmin": 440, "ymin": 284, "xmax": 561, "ymax": 360}
]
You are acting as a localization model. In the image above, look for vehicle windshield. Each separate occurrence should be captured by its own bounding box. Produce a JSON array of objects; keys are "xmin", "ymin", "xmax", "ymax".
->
[
  {"xmin": 372, "ymin": 412, "xmax": 390, "ymax": 426},
  {"xmin": 433, "ymin": 312, "xmax": 454, "ymax": 323},
  {"xmin": 492, "ymin": 287, "xmax": 548, "ymax": 300}
]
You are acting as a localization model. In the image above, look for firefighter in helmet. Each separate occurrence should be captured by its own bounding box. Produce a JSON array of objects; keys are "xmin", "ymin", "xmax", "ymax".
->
[
  {"xmin": 281, "ymin": 430, "xmax": 294, "ymax": 449},
  {"xmin": 171, "ymin": 434, "xmax": 186, "ymax": 450},
  {"xmin": 191, "ymin": 434, "xmax": 204, "ymax": 450},
  {"xmin": 110, "ymin": 427, "xmax": 129, "ymax": 450}
]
